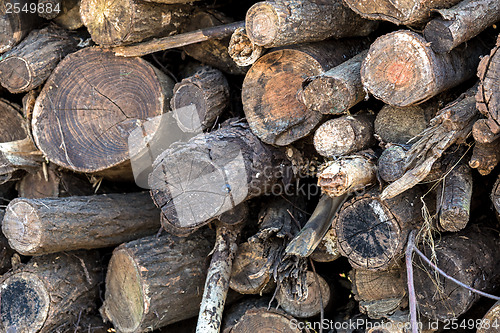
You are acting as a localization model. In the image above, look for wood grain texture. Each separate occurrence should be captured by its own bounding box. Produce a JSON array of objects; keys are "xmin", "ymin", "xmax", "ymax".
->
[
  {"xmin": 53, "ymin": 0, "xmax": 82, "ymax": 30},
  {"xmin": 477, "ymin": 35, "xmax": 500, "ymax": 134},
  {"xmin": 228, "ymin": 27, "xmax": 264, "ymax": 67}
]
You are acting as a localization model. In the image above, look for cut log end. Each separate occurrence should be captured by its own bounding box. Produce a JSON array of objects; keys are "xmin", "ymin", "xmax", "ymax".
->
[
  {"xmin": 228, "ymin": 27, "xmax": 264, "ymax": 67},
  {"xmin": 302, "ymin": 76, "xmax": 350, "ymax": 115},
  {"xmin": 3, "ymin": 200, "xmax": 41, "ymax": 255},
  {"xmin": 230, "ymin": 241, "xmax": 271, "ymax": 295},
  {"xmin": 245, "ymin": 2, "xmax": 278, "ymax": 47},
  {"xmin": 0, "ymin": 57, "xmax": 30, "ymax": 92},
  {"xmin": 424, "ymin": 19, "xmax": 454, "ymax": 54},
  {"xmin": 230, "ymin": 308, "xmax": 301, "ymax": 333}
]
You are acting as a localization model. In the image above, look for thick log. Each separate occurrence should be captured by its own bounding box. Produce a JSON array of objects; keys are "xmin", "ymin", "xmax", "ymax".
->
[
  {"xmin": 32, "ymin": 47, "xmax": 175, "ymax": 180},
  {"xmin": 362, "ymin": 30, "xmax": 486, "ymax": 107},
  {"xmin": 243, "ymin": 39, "xmax": 370, "ymax": 145},
  {"xmin": 0, "ymin": 251, "xmax": 101, "ymax": 333},
  {"xmin": 473, "ymin": 118, "xmax": 500, "ymax": 144},
  {"xmin": 313, "ymin": 113, "xmax": 375, "ymax": 158},
  {"xmin": 378, "ymin": 144, "xmax": 410, "ymax": 183},
  {"xmin": 222, "ymin": 297, "xmax": 272, "ymax": 332},
  {"xmin": 0, "ymin": 210, "xmax": 14, "ymax": 275},
  {"xmin": 2, "ymin": 192, "xmax": 160, "ymax": 255},
  {"xmin": 228, "ymin": 27, "xmax": 265, "ymax": 68},
  {"xmin": 333, "ymin": 187, "xmax": 424, "ymax": 271},
  {"xmin": 80, "ymin": 0, "xmax": 192, "ymax": 46},
  {"xmin": 477, "ymin": 36, "xmax": 500, "ymax": 134},
  {"xmin": 171, "ymin": 67, "xmax": 229, "ymax": 132},
  {"xmin": 0, "ymin": 25, "xmax": 79, "ymax": 93},
  {"xmin": 478, "ymin": 300, "xmax": 500, "ymax": 333},
  {"xmin": 245, "ymin": 0, "xmax": 377, "ymax": 48},
  {"xmin": 227, "ymin": 308, "xmax": 300, "ymax": 333},
  {"xmin": 301, "ymin": 50, "xmax": 368, "ymax": 115},
  {"xmin": 470, "ymin": 139, "xmax": 500, "ymax": 175},
  {"xmin": 53, "ymin": 0, "xmax": 82, "ymax": 30},
  {"xmin": 424, "ymin": 0, "xmax": 500, "ymax": 53},
  {"xmin": 37, "ymin": 0, "xmax": 61, "ymax": 19},
  {"xmin": 343, "ymin": 0, "xmax": 462, "ymax": 26},
  {"xmin": 414, "ymin": 228, "xmax": 500, "ymax": 321},
  {"xmin": 0, "ymin": 0, "xmax": 41, "ymax": 53},
  {"xmin": 100, "ymin": 230, "xmax": 214, "ymax": 332},
  {"xmin": 149, "ymin": 120, "xmax": 296, "ymax": 231}
]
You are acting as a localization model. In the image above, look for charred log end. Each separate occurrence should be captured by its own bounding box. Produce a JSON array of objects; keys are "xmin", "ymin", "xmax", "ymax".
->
[
  {"xmin": 229, "ymin": 241, "xmax": 270, "ymax": 295},
  {"xmin": 3, "ymin": 200, "xmax": 41, "ymax": 255},
  {"xmin": 0, "ymin": 57, "xmax": 31, "ymax": 93},
  {"xmin": 245, "ymin": 2, "xmax": 278, "ymax": 47},
  {"xmin": 424, "ymin": 18, "xmax": 454, "ymax": 54}
]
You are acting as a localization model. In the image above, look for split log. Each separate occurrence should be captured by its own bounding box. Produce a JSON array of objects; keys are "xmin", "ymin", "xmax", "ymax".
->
[
  {"xmin": 149, "ymin": 119, "xmax": 296, "ymax": 231},
  {"xmin": 378, "ymin": 144, "xmax": 410, "ymax": 183},
  {"xmin": 171, "ymin": 67, "xmax": 229, "ymax": 132},
  {"xmin": 2, "ymin": 192, "xmax": 160, "ymax": 255},
  {"xmin": 473, "ymin": 118, "xmax": 500, "ymax": 144},
  {"xmin": 301, "ymin": 50, "xmax": 368, "ymax": 115},
  {"xmin": 424, "ymin": 0, "xmax": 500, "ymax": 53},
  {"xmin": 79, "ymin": 0, "xmax": 192, "ymax": 46},
  {"xmin": 0, "ymin": 25, "xmax": 79, "ymax": 93},
  {"xmin": 313, "ymin": 113, "xmax": 375, "ymax": 158},
  {"xmin": 0, "ymin": 251, "xmax": 101, "ymax": 333},
  {"xmin": 100, "ymin": 229, "xmax": 213, "ymax": 332},
  {"xmin": 414, "ymin": 228, "xmax": 500, "ymax": 321},
  {"xmin": 53, "ymin": 0, "xmax": 82, "ymax": 30},
  {"xmin": 478, "ymin": 300, "xmax": 500, "ymax": 333},
  {"xmin": 226, "ymin": 308, "xmax": 300, "ymax": 333},
  {"xmin": 0, "ymin": 210, "xmax": 14, "ymax": 275},
  {"xmin": 351, "ymin": 267, "xmax": 407, "ymax": 319},
  {"xmin": 37, "ymin": 0, "xmax": 61, "ymax": 19},
  {"xmin": 333, "ymin": 187, "xmax": 424, "ymax": 271},
  {"xmin": 32, "ymin": 47, "xmax": 175, "ymax": 181},
  {"xmin": 228, "ymin": 27, "xmax": 265, "ymax": 68},
  {"xmin": 242, "ymin": 39, "xmax": 370, "ymax": 145},
  {"xmin": 0, "ymin": 0, "xmax": 41, "ymax": 53},
  {"xmin": 362, "ymin": 30, "xmax": 486, "ymax": 107},
  {"xmin": 477, "ymin": 35, "xmax": 500, "ymax": 134},
  {"xmin": 469, "ymin": 139, "xmax": 500, "ymax": 175},
  {"xmin": 342, "ymin": 0, "xmax": 462, "ymax": 26},
  {"xmin": 245, "ymin": 0, "xmax": 377, "ymax": 48}
]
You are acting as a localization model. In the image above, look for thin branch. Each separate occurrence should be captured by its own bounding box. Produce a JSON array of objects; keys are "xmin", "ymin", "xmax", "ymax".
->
[{"xmin": 406, "ymin": 230, "xmax": 419, "ymax": 333}]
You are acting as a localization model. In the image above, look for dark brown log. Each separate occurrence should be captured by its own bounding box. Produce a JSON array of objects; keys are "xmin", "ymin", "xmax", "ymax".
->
[
  {"xmin": 478, "ymin": 300, "xmax": 500, "ymax": 333},
  {"xmin": 343, "ymin": 0, "xmax": 462, "ymax": 26},
  {"xmin": 37, "ymin": 0, "xmax": 61, "ymax": 19},
  {"xmin": 414, "ymin": 228, "xmax": 500, "ymax": 321},
  {"xmin": 53, "ymin": 0, "xmax": 82, "ymax": 30},
  {"xmin": 0, "ymin": 0, "xmax": 41, "ymax": 53},
  {"xmin": 424, "ymin": 0, "xmax": 500, "ymax": 53},
  {"xmin": 143, "ymin": 0, "xmax": 200, "ymax": 3},
  {"xmin": 80, "ymin": 0, "xmax": 192, "ymax": 46},
  {"xmin": 0, "ymin": 25, "xmax": 79, "ymax": 93},
  {"xmin": 378, "ymin": 144, "xmax": 410, "ymax": 183},
  {"xmin": 245, "ymin": 0, "xmax": 377, "ymax": 48},
  {"xmin": 351, "ymin": 267, "xmax": 407, "ymax": 319},
  {"xmin": 100, "ymin": 230, "xmax": 214, "ymax": 332},
  {"xmin": 242, "ymin": 39, "xmax": 370, "ymax": 145},
  {"xmin": 32, "ymin": 47, "xmax": 175, "ymax": 181},
  {"xmin": 227, "ymin": 308, "xmax": 300, "ymax": 333},
  {"xmin": 473, "ymin": 118, "xmax": 500, "ymax": 144},
  {"xmin": 0, "ymin": 210, "xmax": 14, "ymax": 275},
  {"xmin": 313, "ymin": 113, "xmax": 375, "ymax": 157},
  {"xmin": 362, "ymin": 30, "xmax": 486, "ymax": 107},
  {"xmin": 2, "ymin": 192, "xmax": 160, "ymax": 255},
  {"xmin": 149, "ymin": 119, "xmax": 296, "ymax": 231},
  {"xmin": 228, "ymin": 27, "xmax": 265, "ymax": 68},
  {"xmin": 491, "ymin": 174, "xmax": 500, "ymax": 221},
  {"xmin": 470, "ymin": 139, "xmax": 500, "ymax": 175},
  {"xmin": 477, "ymin": 36, "xmax": 500, "ymax": 134},
  {"xmin": 301, "ymin": 50, "xmax": 368, "ymax": 115},
  {"xmin": 222, "ymin": 297, "xmax": 272, "ymax": 333},
  {"xmin": 171, "ymin": 67, "xmax": 229, "ymax": 132},
  {"xmin": 334, "ymin": 187, "xmax": 424, "ymax": 271},
  {"xmin": 0, "ymin": 251, "xmax": 101, "ymax": 333}
]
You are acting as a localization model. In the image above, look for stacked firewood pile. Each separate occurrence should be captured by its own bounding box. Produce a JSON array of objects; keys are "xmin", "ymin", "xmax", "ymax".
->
[{"xmin": 1, "ymin": 0, "xmax": 500, "ymax": 332}]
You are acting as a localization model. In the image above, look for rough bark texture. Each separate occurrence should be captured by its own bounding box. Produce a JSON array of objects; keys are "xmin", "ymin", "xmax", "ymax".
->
[
  {"xmin": 424, "ymin": 0, "xmax": 500, "ymax": 53},
  {"xmin": 32, "ymin": 47, "xmax": 174, "ymax": 180},
  {"xmin": 53, "ymin": 0, "xmax": 82, "ymax": 30},
  {"xmin": 414, "ymin": 228, "xmax": 500, "ymax": 321},
  {"xmin": 301, "ymin": 50, "xmax": 368, "ymax": 115},
  {"xmin": 477, "ymin": 36, "xmax": 500, "ymax": 134},
  {"xmin": 0, "ymin": 25, "xmax": 79, "ymax": 93},
  {"xmin": 245, "ymin": 0, "xmax": 377, "ymax": 48},
  {"xmin": 334, "ymin": 187, "xmax": 424, "ymax": 271},
  {"xmin": 0, "ymin": 0, "xmax": 41, "ymax": 53},
  {"xmin": 0, "ymin": 251, "xmax": 101, "ymax": 333},
  {"xmin": 492, "ymin": 174, "xmax": 500, "ymax": 221},
  {"xmin": 228, "ymin": 27, "xmax": 265, "ymax": 68},
  {"xmin": 101, "ymin": 230, "xmax": 214, "ymax": 332},
  {"xmin": 226, "ymin": 308, "xmax": 300, "ymax": 333},
  {"xmin": 378, "ymin": 144, "xmax": 411, "ymax": 183},
  {"xmin": 313, "ymin": 113, "xmax": 375, "ymax": 158},
  {"xmin": 171, "ymin": 67, "xmax": 229, "ymax": 132},
  {"xmin": 473, "ymin": 118, "xmax": 500, "ymax": 144},
  {"xmin": 470, "ymin": 139, "xmax": 500, "ymax": 175},
  {"xmin": 79, "ymin": 0, "xmax": 193, "ymax": 46},
  {"xmin": 362, "ymin": 30, "xmax": 486, "ymax": 107},
  {"xmin": 243, "ymin": 39, "xmax": 370, "ymax": 146},
  {"xmin": 222, "ymin": 297, "xmax": 272, "ymax": 332},
  {"xmin": 2, "ymin": 192, "xmax": 160, "ymax": 255}
]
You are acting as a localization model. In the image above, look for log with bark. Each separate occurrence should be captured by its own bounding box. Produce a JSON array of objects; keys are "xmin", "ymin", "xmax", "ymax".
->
[
  {"xmin": 473, "ymin": 118, "xmax": 500, "ymax": 144},
  {"xmin": 362, "ymin": 30, "xmax": 487, "ymax": 107},
  {"xmin": 32, "ymin": 47, "xmax": 175, "ymax": 181},
  {"xmin": 0, "ymin": 251, "xmax": 101, "ymax": 333},
  {"xmin": 37, "ymin": 0, "xmax": 61, "ymax": 19},
  {"xmin": 100, "ymin": 229, "xmax": 214, "ymax": 332},
  {"xmin": 424, "ymin": 0, "xmax": 500, "ymax": 53},
  {"xmin": 242, "ymin": 39, "xmax": 370, "ymax": 145},
  {"xmin": 228, "ymin": 27, "xmax": 265, "ymax": 68},
  {"xmin": 225, "ymin": 308, "xmax": 300, "ymax": 333},
  {"xmin": 478, "ymin": 300, "xmax": 500, "ymax": 333},
  {"xmin": 245, "ymin": 0, "xmax": 377, "ymax": 48},
  {"xmin": 0, "ymin": 0, "xmax": 41, "ymax": 53},
  {"xmin": 377, "ymin": 144, "xmax": 410, "ymax": 183},
  {"xmin": 470, "ymin": 138, "xmax": 500, "ymax": 175},
  {"xmin": 222, "ymin": 297, "xmax": 273, "ymax": 332},
  {"xmin": 477, "ymin": 36, "xmax": 500, "ymax": 134},
  {"xmin": 2, "ymin": 192, "xmax": 160, "ymax": 255}
]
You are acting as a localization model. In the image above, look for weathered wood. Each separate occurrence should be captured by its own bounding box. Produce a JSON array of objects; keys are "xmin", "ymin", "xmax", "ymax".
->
[
  {"xmin": 343, "ymin": 0, "xmax": 462, "ymax": 26},
  {"xmin": 80, "ymin": 0, "xmax": 192, "ymax": 46},
  {"xmin": 469, "ymin": 139, "xmax": 500, "ymax": 175},
  {"xmin": 301, "ymin": 50, "xmax": 368, "ymax": 115},
  {"xmin": 334, "ymin": 187, "xmax": 424, "ymax": 271},
  {"xmin": 378, "ymin": 144, "xmax": 410, "ymax": 183},
  {"xmin": 310, "ymin": 227, "xmax": 341, "ymax": 263},
  {"xmin": 0, "ymin": 25, "xmax": 79, "ymax": 93},
  {"xmin": 313, "ymin": 113, "xmax": 375, "ymax": 158},
  {"xmin": 228, "ymin": 27, "xmax": 265, "ymax": 68},
  {"xmin": 53, "ymin": 0, "xmax": 82, "ymax": 30},
  {"xmin": 143, "ymin": 0, "xmax": 200, "ymax": 3},
  {"xmin": 245, "ymin": 0, "xmax": 377, "ymax": 48},
  {"xmin": 171, "ymin": 67, "xmax": 229, "ymax": 132},
  {"xmin": 477, "ymin": 36, "xmax": 500, "ymax": 134},
  {"xmin": 0, "ymin": 0, "xmax": 41, "ymax": 53},
  {"xmin": 424, "ymin": 0, "xmax": 500, "ymax": 53},
  {"xmin": 32, "ymin": 47, "xmax": 174, "ymax": 180},
  {"xmin": 473, "ymin": 118, "xmax": 500, "ymax": 144},
  {"xmin": 100, "ymin": 230, "xmax": 213, "ymax": 332},
  {"xmin": 0, "ymin": 251, "xmax": 101, "ymax": 333},
  {"xmin": 478, "ymin": 300, "xmax": 500, "ymax": 333},
  {"xmin": 2, "ymin": 192, "xmax": 160, "ymax": 255},
  {"xmin": 149, "ymin": 119, "xmax": 296, "ymax": 231},
  {"xmin": 0, "ymin": 210, "xmax": 14, "ymax": 275},
  {"xmin": 362, "ymin": 30, "xmax": 486, "ymax": 107},
  {"xmin": 37, "ymin": 0, "xmax": 61, "ymax": 19},
  {"xmin": 227, "ymin": 308, "xmax": 300, "ymax": 333},
  {"xmin": 414, "ymin": 228, "xmax": 500, "ymax": 321},
  {"xmin": 222, "ymin": 297, "xmax": 272, "ymax": 333},
  {"xmin": 492, "ymin": 174, "xmax": 500, "ymax": 221},
  {"xmin": 243, "ymin": 39, "xmax": 370, "ymax": 145}
]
